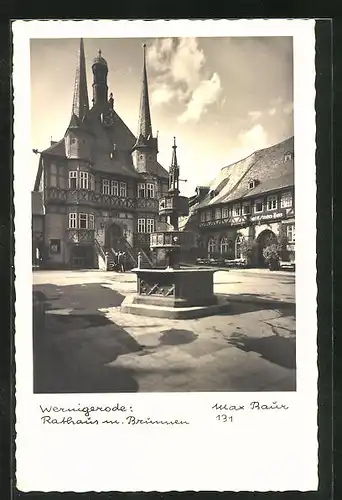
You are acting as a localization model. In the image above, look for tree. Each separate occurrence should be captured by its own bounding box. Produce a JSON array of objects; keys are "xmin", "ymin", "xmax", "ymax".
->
[
  {"xmin": 263, "ymin": 244, "xmax": 281, "ymax": 270},
  {"xmin": 240, "ymin": 237, "xmax": 258, "ymax": 266}
]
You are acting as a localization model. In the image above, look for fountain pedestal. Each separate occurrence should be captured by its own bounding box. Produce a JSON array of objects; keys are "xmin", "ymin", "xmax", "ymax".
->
[
  {"xmin": 121, "ymin": 267, "xmax": 229, "ymax": 319},
  {"xmin": 120, "ymin": 137, "xmax": 229, "ymax": 318}
]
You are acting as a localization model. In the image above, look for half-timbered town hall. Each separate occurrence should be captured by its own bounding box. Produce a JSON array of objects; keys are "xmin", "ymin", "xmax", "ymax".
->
[{"xmin": 32, "ymin": 40, "xmax": 170, "ymax": 269}]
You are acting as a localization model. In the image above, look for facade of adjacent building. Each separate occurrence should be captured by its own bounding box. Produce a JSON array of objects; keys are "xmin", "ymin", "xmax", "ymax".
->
[
  {"xmin": 32, "ymin": 40, "xmax": 170, "ymax": 269},
  {"xmin": 182, "ymin": 137, "xmax": 295, "ymax": 267}
]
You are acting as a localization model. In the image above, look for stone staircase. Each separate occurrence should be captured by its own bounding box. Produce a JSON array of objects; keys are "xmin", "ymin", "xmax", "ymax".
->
[{"xmin": 95, "ymin": 237, "xmax": 153, "ymax": 271}]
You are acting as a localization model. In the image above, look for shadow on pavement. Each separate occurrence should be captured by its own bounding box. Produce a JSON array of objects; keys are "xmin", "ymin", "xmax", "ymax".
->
[
  {"xmin": 217, "ymin": 293, "xmax": 295, "ymax": 318},
  {"xmin": 226, "ymin": 331, "xmax": 296, "ymax": 370},
  {"xmin": 33, "ymin": 283, "xmax": 141, "ymax": 393},
  {"xmin": 159, "ymin": 329, "xmax": 198, "ymax": 346}
]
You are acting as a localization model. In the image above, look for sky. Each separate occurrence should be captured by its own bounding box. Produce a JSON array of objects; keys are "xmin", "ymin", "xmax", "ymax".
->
[{"xmin": 30, "ymin": 36, "xmax": 293, "ymax": 197}]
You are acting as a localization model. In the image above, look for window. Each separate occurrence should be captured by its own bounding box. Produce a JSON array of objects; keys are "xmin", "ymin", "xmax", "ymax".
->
[
  {"xmin": 111, "ymin": 180, "xmax": 118, "ymax": 196},
  {"xmin": 235, "ymin": 235, "xmax": 243, "ymax": 259},
  {"xmin": 49, "ymin": 163, "xmax": 57, "ymax": 187},
  {"xmin": 284, "ymin": 152, "xmax": 293, "ymax": 162},
  {"xmin": 49, "ymin": 239, "xmax": 60, "ymax": 254},
  {"xmin": 79, "ymin": 213, "xmax": 88, "ymax": 229},
  {"xmin": 90, "ymin": 174, "xmax": 95, "ymax": 192},
  {"xmin": 254, "ymin": 199, "xmax": 264, "ymax": 213},
  {"xmin": 137, "ymin": 218, "xmax": 146, "ymax": 233},
  {"xmin": 220, "ymin": 237, "xmax": 232, "ymax": 254},
  {"xmin": 138, "ymin": 183, "xmax": 146, "ymax": 198},
  {"xmin": 222, "ymin": 207, "xmax": 229, "ymax": 219},
  {"xmin": 69, "ymin": 171, "xmax": 77, "ymax": 189},
  {"xmin": 267, "ymin": 195, "xmax": 278, "ymax": 210},
  {"xmin": 120, "ymin": 182, "xmax": 127, "ymax": 197},
  {"xmin": 102, "ymin": 179, "xmax": 110, "ymax": 195},
  {"xmin": 68, "ymin": 213, "xmax": 77, "ymax": 229},
  {"xmin": 146, "ymin": 183, "xmax": 155, "ymax": 198},
  {"xmin": 243, "ymin": 203, "xmax": 251, "ymax": 215},
  {"xmin": 89, "ymin": 214, "xmax": 95, "ymax": 230},
  {"xmin": 215, "ymin": 208, "xmax": 221, "ymax": 220},
  {"xmin": 206, "ymin": 210, "xmax": 213, "ymax": 221},
  {"xmin": 208, "ymin": 238, "xmax": 216, "ymax": 255},
  {"xmin": 79, "ymin": 171, "xmax": 89, "ymax": 190},
  {"xmin": 287, "ymin": 224, "xmax": 295, "ymax": 243},
  {"xmin": 200, "ymin": 211, "xmax": 206, "ymax": 222},
  {"xmin": 233, "ymin": 204, "xmax": 241, "ymax": 216},
  {"xmin": 248, "ymin": 180, "xmax": 255, "ymax": 189},
  {"xmin": 280, "ymin": 191, "xmax": 293, "ymax": 208},
  {"xmin": 146, "ymin": 219, "xmax": 155, "ymax": 233},
  {"xmin": 59, "ymin": 175, "xmax": 67, "ymax": 189}
]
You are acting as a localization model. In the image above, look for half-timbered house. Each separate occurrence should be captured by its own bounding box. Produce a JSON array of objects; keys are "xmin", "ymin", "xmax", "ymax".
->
[{"xmin": 182, "ymin": 137, "xmax": 295, "ymax": 267}]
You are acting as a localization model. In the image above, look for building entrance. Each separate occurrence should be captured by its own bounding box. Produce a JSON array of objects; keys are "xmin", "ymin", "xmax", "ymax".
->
[
  {"xmin": 105, "ymin": 223, "xmax": 123, "ymax": 250},
  {"xmin": 256, "ymin": 230, "xmax": 277, "ymax": 267}
]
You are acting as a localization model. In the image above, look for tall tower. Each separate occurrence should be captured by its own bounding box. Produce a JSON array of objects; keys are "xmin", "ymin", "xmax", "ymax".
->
[
  {"xmin": 92, "ymin": 49, "xmax": 108, "ymax": 108},
  {"xmin": 132, "ymin": 44, "xmax": 158, "ymax": 173},
  {"xmin": 168, "ymin": 137, "xmax": 180, "ymax": 196},
  {"xmin": 65, "ymin": 39, "xmax": 92, "ymax": 160},
  {"xmin": 71, "ymin": 38, "xmax": 89, "ymax": 122}
]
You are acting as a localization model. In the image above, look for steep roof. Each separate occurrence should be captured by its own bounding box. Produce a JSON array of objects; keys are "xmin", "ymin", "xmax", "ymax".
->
[
  {"xmin": 42, "ymin": 138, "xmax": 66, "ymax": 157},
  {"xmin": 198, "ymin": 136, "xmax": 294, "ymax": 208},
  {"xmin": 39, "ymin": 109, "xmax": 168, "ymax": 180},
  {"xmin": 32, "ymin": 191, "xmax": 44, "ymax": 215}
]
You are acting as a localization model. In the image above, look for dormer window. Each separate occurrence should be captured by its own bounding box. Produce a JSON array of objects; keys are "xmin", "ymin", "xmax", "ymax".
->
[
  {"xmin": 284, "ymin": 151, "xmax": 294, "ymax": 162},
  {"xmin": 248, "ymin": 180, "xmax": 257, "ymax": 190}
]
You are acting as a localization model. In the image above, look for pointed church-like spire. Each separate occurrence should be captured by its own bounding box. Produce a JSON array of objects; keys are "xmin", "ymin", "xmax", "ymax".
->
[
  {"xmin": 71, "ymin": 38, "xmax": 89, "ymax": 122},
  {"xmin": 135, "ymin": 44, "xmax": 153, "ymax": 144},
  {"xmin": 168, "ymin": 137, "xmax": 180, "ymax": 195}
]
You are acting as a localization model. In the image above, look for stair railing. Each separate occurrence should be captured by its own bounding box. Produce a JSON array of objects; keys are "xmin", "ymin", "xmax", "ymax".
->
[
  {"xmin": 94, "ymin": 238, "xmax": 108, "ymax": 270},
  {"xmin": 137, "ymin": 247, "xmax": 153, "ymax": 268}
]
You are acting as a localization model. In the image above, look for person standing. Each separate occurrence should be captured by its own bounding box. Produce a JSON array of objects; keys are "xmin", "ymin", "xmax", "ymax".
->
[{"xmin": 118, "ymin": 251, "xmax": 126, "ymax": 273}]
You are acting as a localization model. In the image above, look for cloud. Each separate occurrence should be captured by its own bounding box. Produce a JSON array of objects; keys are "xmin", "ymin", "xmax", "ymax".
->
[
  {"xmin": 225, "ymin": 124, "xmax": 269, "ymax": 166},
  {"xmin": 248, "ymin": 110, "xmax": 262, "ymax": 121},
  {"xmin": 268, "ymin": 107, "xmax": 276, "ymax": 116},
  {"xmin": 150, "ymin": 83, "xmax": 176, "ymax": 106},
  {"xmin": 239, "ymin": 124, "xmax": 269, "ymax": 150},
  {"xmin": 147, "ymin": 38, "xmax": 222, "ymax": 122},
  {"xmin": 178, "ymin": 73, "xmax": 222, "ymax": 123}
]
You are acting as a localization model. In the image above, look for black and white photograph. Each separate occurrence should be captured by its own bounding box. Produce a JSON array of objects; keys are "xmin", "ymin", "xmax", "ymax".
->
[{"xmin": 14, "ymin": 19, "xmax": 317, "ymax": 493}]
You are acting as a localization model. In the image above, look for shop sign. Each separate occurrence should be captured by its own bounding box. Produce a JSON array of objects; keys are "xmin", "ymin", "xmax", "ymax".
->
[{"xmin": 250, "ymin": 210, "xmax": 285, "ymax": 223}]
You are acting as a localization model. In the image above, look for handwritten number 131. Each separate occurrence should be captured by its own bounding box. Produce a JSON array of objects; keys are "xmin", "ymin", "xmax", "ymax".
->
[{"xmin": 216, "ymin": 414, "xmax": 233, "ymax": 422}]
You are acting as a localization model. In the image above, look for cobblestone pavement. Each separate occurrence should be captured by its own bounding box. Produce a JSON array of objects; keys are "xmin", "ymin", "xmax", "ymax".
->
[{"xmin": 33, "ymin": 269, "xmax": 295, "ymax": 393}]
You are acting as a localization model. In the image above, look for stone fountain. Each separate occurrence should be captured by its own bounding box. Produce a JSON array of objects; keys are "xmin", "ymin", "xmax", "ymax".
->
[{"xmin": 121, "ymin": 138, "xmax": 229, "ymax": 319}]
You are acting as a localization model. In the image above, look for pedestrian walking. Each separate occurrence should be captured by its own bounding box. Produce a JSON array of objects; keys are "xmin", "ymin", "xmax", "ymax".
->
[{"xmin": 118, "ymin": 251, "xmax": 126, "ymax": 273}]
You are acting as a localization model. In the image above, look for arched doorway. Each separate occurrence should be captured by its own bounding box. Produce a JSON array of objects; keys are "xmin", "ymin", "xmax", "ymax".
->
[
  {"xmin": 256, "ymin": 229, "xmax": 277, "ymax": 267},
  {"xmin": 105, "ymin": 223, "xmax": 123, "ymax": 250},
  {"xmin": 207, "ymin": 238, "xmax": 216, "ymax": 257}
]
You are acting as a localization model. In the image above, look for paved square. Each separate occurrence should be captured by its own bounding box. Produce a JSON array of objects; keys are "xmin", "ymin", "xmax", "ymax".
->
[{"xmin": 33, "ymin": 269, "xmax": 295, "ymax": 393}]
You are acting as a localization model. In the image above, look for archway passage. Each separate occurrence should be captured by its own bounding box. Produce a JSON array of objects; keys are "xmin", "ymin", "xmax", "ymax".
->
[
  {"xmin": 105, "ymin": 223, "xmax": 123, "ymax": 250},
  {"xmin": 256, "ymin": 229, "xmax": 277, "ymax": 268}
]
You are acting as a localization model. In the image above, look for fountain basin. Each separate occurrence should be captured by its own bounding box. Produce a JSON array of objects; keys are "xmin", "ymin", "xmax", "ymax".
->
[{"xmin": 120, "ymin": 268, "xmax": 230, "ymax": 319}]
